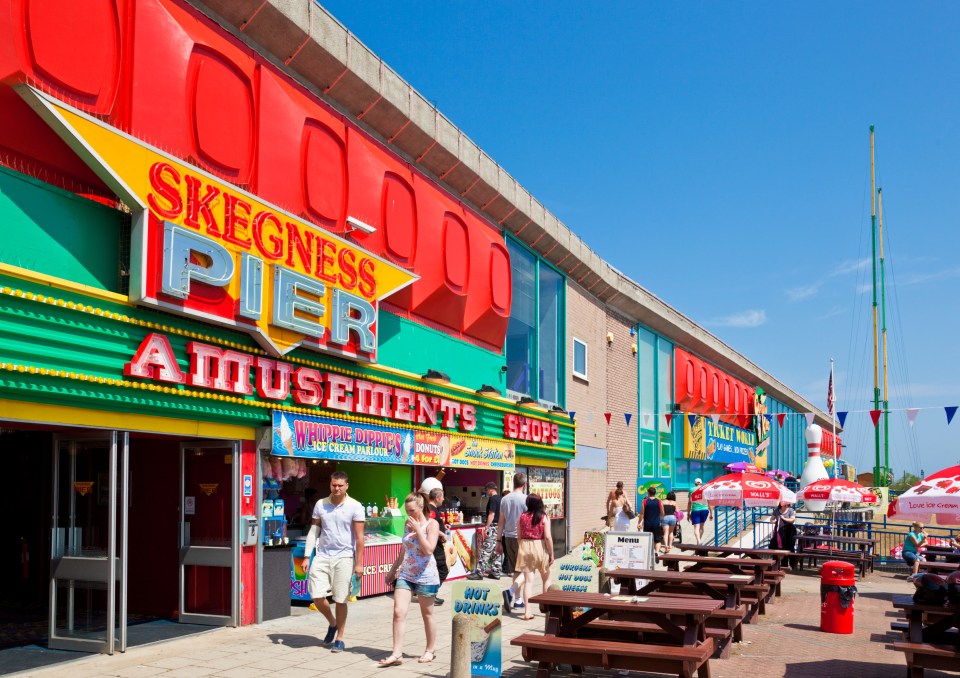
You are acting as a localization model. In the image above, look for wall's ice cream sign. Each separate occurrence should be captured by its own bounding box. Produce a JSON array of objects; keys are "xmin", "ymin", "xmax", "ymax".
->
[{"xmin": 22, "ymin": 88, "xmax": 416, "ymax": 360}]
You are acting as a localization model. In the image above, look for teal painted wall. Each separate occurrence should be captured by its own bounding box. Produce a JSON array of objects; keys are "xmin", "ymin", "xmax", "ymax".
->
[
  {"xmin": 378, "ymin": 311, "xmax": 507, "ymax": 393},
  {"xmin": 0, "ymin": 166, "xmax": 121, "ymax": 291}
]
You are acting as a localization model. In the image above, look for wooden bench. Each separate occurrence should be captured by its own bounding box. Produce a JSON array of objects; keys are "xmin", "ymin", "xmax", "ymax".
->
[
  {"xmin": 582, "ymin": 619, "xmax": 733, "ymax": 659},
  {"xmin": 645, "ymin": 591, "xmax": 747, "ymax": 638},
  {"xmin": 512, "ymin": 633, "xmax": 715, "ymax": 678},
  {"xmin": 892, "ymin": 641, "xmax": 960, "ymax": 677},
  {"xmin": 798, "ymin": 549, "xmax": 867, "ymax": 577}
]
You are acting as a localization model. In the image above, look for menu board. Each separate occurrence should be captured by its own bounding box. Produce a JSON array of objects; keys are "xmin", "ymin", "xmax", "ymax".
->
[{"xmin": 604, "ymin": 531, "xmax": 654, "ymax": 593}]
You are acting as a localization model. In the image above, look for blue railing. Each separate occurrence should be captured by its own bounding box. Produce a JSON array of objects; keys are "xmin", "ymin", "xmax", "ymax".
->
[
  {"xmin": 713, "ymin": 506, "xmax": 772, "ymax": 546},
  {"xmin": 745, "ymin": 512, "xmax": 959, "ymax": 565}
]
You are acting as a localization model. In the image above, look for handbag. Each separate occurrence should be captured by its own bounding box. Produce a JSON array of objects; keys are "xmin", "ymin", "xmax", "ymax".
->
[{"xmin": 622, "ymin": 501, "xmax": 637, "ymax": 520}]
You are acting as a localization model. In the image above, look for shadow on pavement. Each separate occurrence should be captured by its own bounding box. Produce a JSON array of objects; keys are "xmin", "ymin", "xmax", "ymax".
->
[
  {"xmin": 785, "ymin": 659, "xmax": 955, "ymax": 678},
  {"xmin": 856, "ymin": 590, "xmax": 895, "ymax": 601},
  {"xmin": 783, "ymin": 622, "xmax": 821, "ymax": 632},
  {"xmin": 267, "ymin": 633, "xmax": 324, "ymax": 648}
]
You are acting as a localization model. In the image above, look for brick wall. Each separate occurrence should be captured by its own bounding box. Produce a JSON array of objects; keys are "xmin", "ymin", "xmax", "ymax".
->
[
  {"xmin": 566, "ymin": 283, "xmax": 607, "ymax": 450},
  {"xmin": 568, "ymin": 468, "xmax": 609, "ymax": 544},
  {"xmin": 606, "ymin": 311, "xmax": 639, "ymax": 498}
]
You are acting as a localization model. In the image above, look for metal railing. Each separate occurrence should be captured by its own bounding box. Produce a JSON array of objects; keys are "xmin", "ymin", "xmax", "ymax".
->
[
  {"xmin": 713, "ymin": 506, "xmax": 772, "ymax": 547},
  {"xmin": 744, "ymin": 511, "xmax": 959, "ymax": 565}
]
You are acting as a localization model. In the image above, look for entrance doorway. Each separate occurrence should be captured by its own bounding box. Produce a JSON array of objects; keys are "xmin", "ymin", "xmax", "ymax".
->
[{"xmin": 0, "ymin": 426, "xmax": 238, "ymax": 666}]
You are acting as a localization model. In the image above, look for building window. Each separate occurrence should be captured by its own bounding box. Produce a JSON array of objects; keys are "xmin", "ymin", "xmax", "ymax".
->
[
  {"xmin": 572, "ymin": 338, "xmax": 588, "ymax": 380},
  {"xmin": 504, "ymin": 238, "xmax": 565, "ymax": 407}
]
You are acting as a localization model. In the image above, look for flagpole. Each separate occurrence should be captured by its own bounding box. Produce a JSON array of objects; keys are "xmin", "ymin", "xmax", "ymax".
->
[{"xmin": 830, "ymin": 358, "xmax": 837, "ymax": 531}]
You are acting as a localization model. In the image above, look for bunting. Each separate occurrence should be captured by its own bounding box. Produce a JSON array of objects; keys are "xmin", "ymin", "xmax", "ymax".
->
[
  {"xmin": 604, "ymin": 412, "xmax": 612, "ymax": 425},
  {"xmin": 837, "ymin": 411, "xmax": 848, "ymax": 428},
  {"xmin": 568, "ymin": 411, "xmax": 576, "ymax": 422},
  {"xmin": 665, "ymin": 414, "xmax": 674, "ymax": 427},
  {"xmin": 906, "ymin": 408, "xmax": 919, "ymax": 426},
  {"xmin": 804, "ymin": 413, "xmax": 815, "ymax": 427},
  {"xmin": 869, "ymin": 410, "xmax": 882, "ymax": 427},
  {"xmin": 946, "ymin": 406, "xmax": 958, "ymax": 425},
  {"xmin": 642, "ymin": 413, "xmax": 652, "ymax": 429},
  {"xmin": 687, "ymin": 414, "xmax": 698, "ymax": 427},
  {"xmin": 624, "ymin": 413, "xmax": 632, "ymax": 426},
  {"xmin": 777, "ymin": 413, "xmax": 786, "ymax": 428},
  {"xmin": 710, "ymin": 414, "xmax": 721, "ymax": 425}
]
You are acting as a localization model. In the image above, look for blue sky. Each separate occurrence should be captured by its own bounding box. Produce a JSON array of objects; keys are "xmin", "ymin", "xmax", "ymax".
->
[{"xmin": 320, "ymin": 2, "xmax": 960, "ymax": 478}]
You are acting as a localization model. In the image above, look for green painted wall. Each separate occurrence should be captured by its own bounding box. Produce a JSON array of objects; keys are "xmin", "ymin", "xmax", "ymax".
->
[
  {"xmin": 0, "ymin": 166, "xmax": 121, "ymax": 291},
  {"xmin": 338, "ymin": 460, "xmax": 411, "ymax": 536},
  {"xmin": 378, "ymin": 311, "xmax": 507, "ymax": 394}
]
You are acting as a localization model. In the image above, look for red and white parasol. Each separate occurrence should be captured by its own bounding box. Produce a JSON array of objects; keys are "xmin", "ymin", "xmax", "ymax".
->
[
  {"xmin": 796, "ymin": 478, "xmax": 879, "ymax": 504},
  {"xmin": 690, "ymin": 472, "xmax": 796, "ymax": 508},
  {"xmin": 888, "ymin": 465, "xmax": 960, "ymax": 525}
]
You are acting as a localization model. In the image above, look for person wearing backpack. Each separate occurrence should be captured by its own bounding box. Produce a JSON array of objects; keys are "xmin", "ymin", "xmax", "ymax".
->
[{"xmin": 638, "ymin": 486, "xmax": 665, "ymax": 553}]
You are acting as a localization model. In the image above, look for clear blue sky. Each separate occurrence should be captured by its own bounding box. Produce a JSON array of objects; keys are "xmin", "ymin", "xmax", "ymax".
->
[{"xmin": 320, "ymin": 2, "xmax": 960, "ymax": 479}]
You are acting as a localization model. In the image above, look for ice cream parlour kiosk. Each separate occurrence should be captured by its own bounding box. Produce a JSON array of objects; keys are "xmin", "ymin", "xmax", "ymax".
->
[{"xmin": 265, "ymin": 410, "xmax": 522, "ymax": 608}]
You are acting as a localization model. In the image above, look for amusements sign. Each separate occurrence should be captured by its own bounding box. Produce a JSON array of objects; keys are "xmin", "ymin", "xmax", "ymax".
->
[
  {"xmin": 272, "ymin": 412, "xmax": 514, "ymax": 471},
  {"xmin": 685, "ymin": 416, "xmax": 764, "ymax": 468},
  {"xmin": 452, "ymin": 582, "xmax": 502, "ymax": 677}
]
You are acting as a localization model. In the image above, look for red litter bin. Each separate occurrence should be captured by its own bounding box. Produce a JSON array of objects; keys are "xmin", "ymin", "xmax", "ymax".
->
[{"xmin": 820, "ymin": 560, "xmax": 857, "ymax": 634}]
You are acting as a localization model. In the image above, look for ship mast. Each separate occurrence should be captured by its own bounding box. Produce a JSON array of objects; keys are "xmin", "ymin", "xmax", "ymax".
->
[
  {"xmin": 879, "ymin": 188, "xmax": 890, "ymax": 482},
  {"xmin": 870, "ymin": 126, "xmax": 883, "ymax": 486}
]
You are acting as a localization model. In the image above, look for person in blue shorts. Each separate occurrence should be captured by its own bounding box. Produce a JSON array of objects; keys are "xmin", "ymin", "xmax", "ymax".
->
[
  {"xmin": 902, "ymin": 522, "xmax": 927, "ymax": 575},
  {"xmin": 686, "ymin": 479, "xmax": 712, "ymax": 544}
]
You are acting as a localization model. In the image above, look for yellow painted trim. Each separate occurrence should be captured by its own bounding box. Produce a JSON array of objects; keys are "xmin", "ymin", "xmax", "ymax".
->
[
  {"xmin": 0, "ymin": 399, "xmax": 255, "ymax": 440},
  {"xmin": 516, "ymin": 456, "xmax": 569, "ymax": 469},
  {"xmin": 0, "ymin": 262, "xmax": 132, "ymax": 305}
]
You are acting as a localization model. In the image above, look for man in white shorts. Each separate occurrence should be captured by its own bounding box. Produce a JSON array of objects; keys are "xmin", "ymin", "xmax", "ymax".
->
[{"xmin": 301, "ymin": 471, "xmax": 364, "ymax": 652}]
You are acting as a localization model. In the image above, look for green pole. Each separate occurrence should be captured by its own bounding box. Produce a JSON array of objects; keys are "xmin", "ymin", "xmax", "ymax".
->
[{"xmin": 870, "ymin": 127, "xmax": 882, "ymax": 486}]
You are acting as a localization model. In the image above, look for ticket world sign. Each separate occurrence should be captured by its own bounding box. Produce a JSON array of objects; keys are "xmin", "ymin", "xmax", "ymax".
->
[{"xmin": 22, "ymin": 88, "xmax": 416, "ymax": 361}]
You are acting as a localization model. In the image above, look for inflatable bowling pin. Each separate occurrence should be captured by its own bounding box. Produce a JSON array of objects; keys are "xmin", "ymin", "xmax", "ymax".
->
[{"xmin": 801, "ymin": 424, "xmax": 829, "ymax": 511}]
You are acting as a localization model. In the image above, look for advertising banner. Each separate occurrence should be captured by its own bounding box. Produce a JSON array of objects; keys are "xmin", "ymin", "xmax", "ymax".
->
[
  {"xmin": 273, "ymin": 412, "xmax": 516, "ymax": 472},
  {"xmin": 273, "ymin": 411, "xmax": 414, "ymax": 465},
  {"xmin": 684, "ymin": 416, "xmax": 763, "ymax": 468},
  {"xmin": 529, "ymin": 481, "xmax": 563, "ymax": 518},
  {"xmin": 414, "ymin": 431, "xmax": 515, "ymax": 471},
  {"xmin": 452, "ymin": 581, "xmax": 503, "ymax": 677}
]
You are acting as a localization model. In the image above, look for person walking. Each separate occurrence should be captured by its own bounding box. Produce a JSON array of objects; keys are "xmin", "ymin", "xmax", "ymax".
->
[
  {"xmin": 301, "ymin": 471, "xmax": 365, "ymax": 653},
  {"xmin": 768, "ymin": 500, "xmax": 798, "ymax": 568},
  {"xmin": 687, "ymin": 478, "xmax": 712, "ymax": 544},
  {"xmin": 497, "ymin": 472, "xmax": 528, "ymax": 613},
  {"xmin": 467, "ymin": 482, "xmax": 502, "ymax": 580},
  {"xmin": 380, "ymin": 492, "xmax": 441, "ymax": 666},
  {"xmin": 606, "ymin": 481, "xmax": 625, "ymax": 527},
  {"xmin": 638, "ymin": 486, "xmax": 665, "ymax": 553},
  {"xmin": 661, "ymin": 491, "xmax": 679, "ymax": 552},
  {"xmin": 427, "ymin": 487, "xmax": 449, "ymax": 606},
  {"xmin": 902, "ymin": 522, "xmax": 928, "ymax": 576},
  {"xmin": 609, "ymin": 487, "xmax": 633, "ymax": 532},
  {"xmin": 516, "ymin": 494, "xmax": 554, "ymax": 621}
]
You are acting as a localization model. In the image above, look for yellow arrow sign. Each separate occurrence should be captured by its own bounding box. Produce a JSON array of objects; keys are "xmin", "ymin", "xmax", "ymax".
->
[{"xmin": 19, "ymin": 87, "xmax": 416, "ymax": 359}]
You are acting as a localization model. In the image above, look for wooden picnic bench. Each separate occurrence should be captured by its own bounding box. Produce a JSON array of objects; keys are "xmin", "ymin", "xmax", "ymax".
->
[
  {"xmin": 513, "ymin": 590, "xmax": 721, "ymax": 678},
  {"xmin": 674, "ymin": 543, "xmax": 790, "ymax": 597},
  {"xmin": 606, "ymin": 568, "xmax": 750, "ymax": 657},
  {"xmin": 658, "ymin": 553, "xmax": 774, "ymax": 621},
  {"xmin": 796, "ymin": 534, "xmax": 873, "ymax": 577},
  {"xmin": 923, "ymin": 544, "xmax": 960, "ymax": 563},
  {"xmin": 917, "ymin": 560, "xmax": 959, "ymax": 574},
  {"xmin": 889, "ymin": 592, "xmax": 960, "ymax": 676}
]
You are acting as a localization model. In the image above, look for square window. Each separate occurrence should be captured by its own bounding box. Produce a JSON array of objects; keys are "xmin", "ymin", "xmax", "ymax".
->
[{"xmin": 572, "ymin": 338, "xmax": 588, "ymax": 380}]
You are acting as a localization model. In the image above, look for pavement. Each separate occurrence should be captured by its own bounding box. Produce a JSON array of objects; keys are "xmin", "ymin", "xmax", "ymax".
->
[{"xmin": 7, "ymin": 547, "xmax": 954, "ymax": 678}]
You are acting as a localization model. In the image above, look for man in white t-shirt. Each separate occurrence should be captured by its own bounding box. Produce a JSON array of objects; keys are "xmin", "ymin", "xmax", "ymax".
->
[
  {"xmin": 300, "ymin": 471, "xmax": 364, "ymax": 653},
  {"xmin": 496, "ymin": 472, "xmax": 527, "ymax": 612}
]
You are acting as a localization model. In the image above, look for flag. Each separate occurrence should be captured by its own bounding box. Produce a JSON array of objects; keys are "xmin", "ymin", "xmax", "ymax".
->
[
  {"xmin": 837, "ymin": 411, "xmax": 848, "ymax": 428},
  {"xmin": 624, "ymin": 413, "xmax": 632, "ymax": 426},
  {"xmin": 869, "ymin": 410, "xmax": 882, "ymax": 427},
  {"xmin": 827, "ymin": 364, "xmax": 835, "ymax": 415},
  {"xmin": 905, "ymin": 408, "xmax": 918, "ymax": 427}
]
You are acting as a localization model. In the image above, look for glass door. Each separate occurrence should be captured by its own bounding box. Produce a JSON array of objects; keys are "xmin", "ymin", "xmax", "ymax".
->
[
  {"xmin": 179, "ymin": 443, "xmax": 237, "ymax": 626},
  {"xmin": 49, "ymin": 433, "xmax": 128, "ymax": 653}
]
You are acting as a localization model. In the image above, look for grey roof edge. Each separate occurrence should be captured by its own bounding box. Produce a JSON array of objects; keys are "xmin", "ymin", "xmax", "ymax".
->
[{"xmin": 186, "ymin": 0, "xmax": 835, "ymax": 430}]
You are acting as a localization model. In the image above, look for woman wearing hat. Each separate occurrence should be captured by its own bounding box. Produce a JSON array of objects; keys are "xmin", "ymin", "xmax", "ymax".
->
[{"xmin": 686, "ymin": 479, "xmax": 712, "ymax": 545}]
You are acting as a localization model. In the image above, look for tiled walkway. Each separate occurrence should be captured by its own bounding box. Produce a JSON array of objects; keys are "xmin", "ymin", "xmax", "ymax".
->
[{"xmin": 7, "ymin": 556, "xmax": 951, "ymax": 678}]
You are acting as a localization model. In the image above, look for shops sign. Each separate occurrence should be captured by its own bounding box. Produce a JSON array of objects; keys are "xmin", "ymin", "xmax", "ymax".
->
[{"xmin": 22, "ymin": 88, "xmax": 416, "ymax": 361}]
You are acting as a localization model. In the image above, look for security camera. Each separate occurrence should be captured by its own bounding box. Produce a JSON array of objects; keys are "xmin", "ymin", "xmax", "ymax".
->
[{"xmin": 346, "ymin": 216, "xmax": 377, "ymax": 235}]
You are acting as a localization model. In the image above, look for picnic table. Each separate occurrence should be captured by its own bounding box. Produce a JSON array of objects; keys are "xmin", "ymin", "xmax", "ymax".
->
[
  {"xmin": 657, "ymin": 553, "xmax": 775, "ymax": 622},
  {"xmin": 796, "ymin": 534, "xmax": 874, "ymax": 576},
  {"xmin": 674, "ymin": 543, "xmax": 790, "ymax": 568},
  {"xmin": 512, "ymin": 590, "xmax": 721, "ymax": 678},
  {"xmin": 923, "ymin": 544, "xmax": 960, "ymax": 563},
  {"xmin": 917, "ymin": 560, "xmax": 959, "ymax": 574},
  {"xmin": 890, "ymin": 592, "xmax": 960, "ymax": 677},
  {"xmin": 607, "ymin": 568, "xmax": 750, "ymax": 658}
]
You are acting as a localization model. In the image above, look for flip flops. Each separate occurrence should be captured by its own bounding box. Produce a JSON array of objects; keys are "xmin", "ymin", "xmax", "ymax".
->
[
  {"xmin": 378, "ymin": 655, "xmax": 403, "ymax": 667},
  {"xmin": 418, "ymin": 651, "xmax": 436, "ymax": 663}
]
